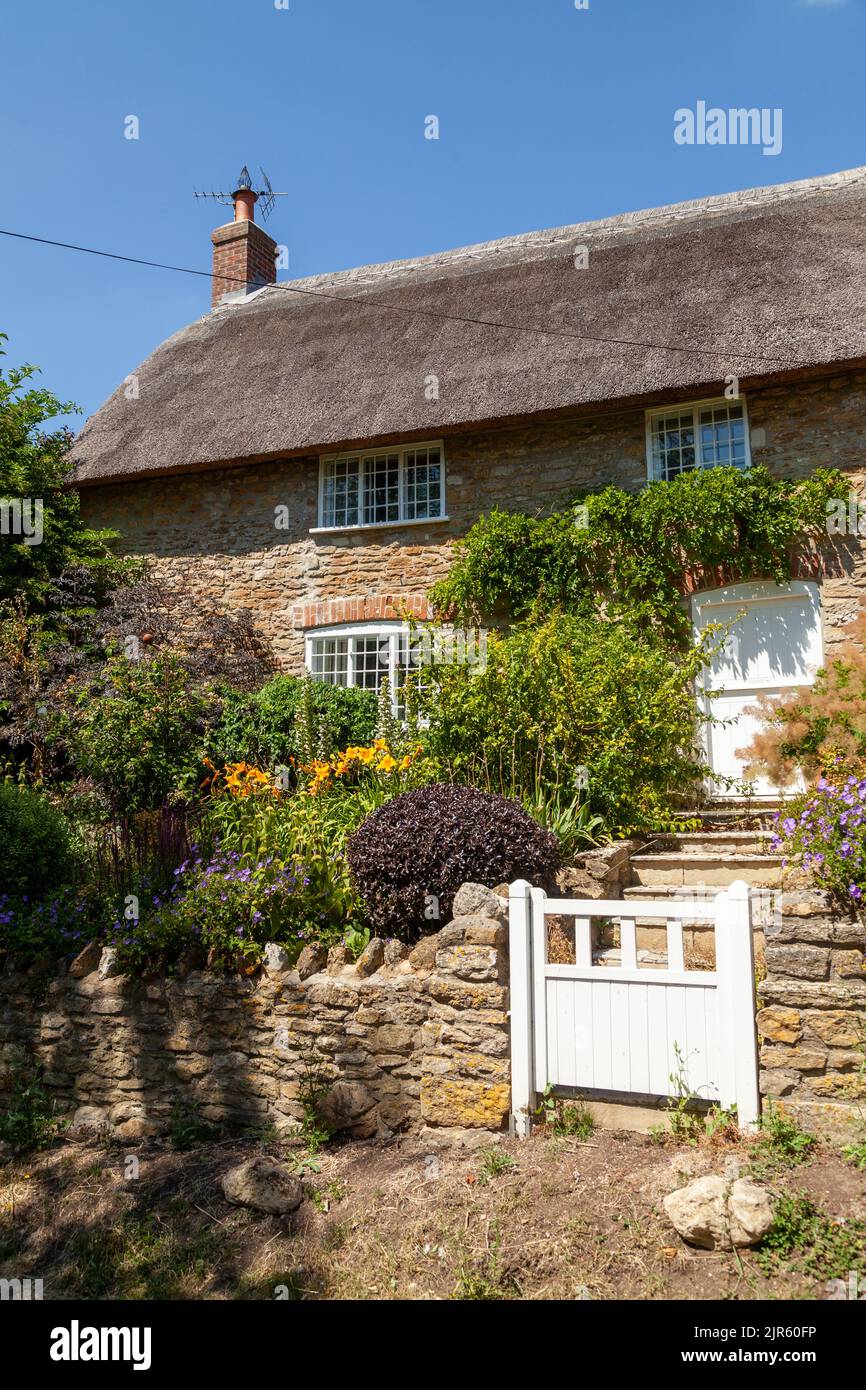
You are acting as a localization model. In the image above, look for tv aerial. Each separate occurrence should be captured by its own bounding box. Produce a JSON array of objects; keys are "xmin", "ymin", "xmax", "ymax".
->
[{"xmin": 193, "ymin": 165, "xmax": 287, "ymax": 221}]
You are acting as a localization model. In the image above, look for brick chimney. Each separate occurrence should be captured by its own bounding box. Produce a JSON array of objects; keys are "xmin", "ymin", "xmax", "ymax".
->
[{"xmin": 211, "ymin": 170, "xmax": 277, "ymax": 309}]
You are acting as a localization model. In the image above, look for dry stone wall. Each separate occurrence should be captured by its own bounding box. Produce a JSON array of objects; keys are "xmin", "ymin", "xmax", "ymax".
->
[
  {"xmin": 4, "ymin": 876, "xmax": 865, "ymax": 1143},
  {"xmin": 0, "ymin": 886, "xmax": 512, "ymax": 1143},
  {"xmin": 758, "ymin": 888, "xmax": 866, "ymax": 1135}
]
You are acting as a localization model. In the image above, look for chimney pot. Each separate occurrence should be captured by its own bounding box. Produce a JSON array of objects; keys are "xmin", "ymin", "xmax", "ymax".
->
[{"xmin": 233, "ymin": 187, "xmax": 258, "ymax": 223}]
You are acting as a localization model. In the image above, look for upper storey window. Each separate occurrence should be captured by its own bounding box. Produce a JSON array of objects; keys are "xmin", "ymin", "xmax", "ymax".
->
[
  {"xmin": 317, "ymin": 443, "xmax": 445, "ymax": 530},
  {"xmin": 646, "ymin": 399, "xmax": 750, "ymax": 482}
]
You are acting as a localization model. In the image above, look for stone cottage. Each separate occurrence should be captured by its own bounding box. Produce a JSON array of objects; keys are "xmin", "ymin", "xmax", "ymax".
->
[{"xmin": 72, "ymin": 165, "xmax": 866, "ymax": 797}]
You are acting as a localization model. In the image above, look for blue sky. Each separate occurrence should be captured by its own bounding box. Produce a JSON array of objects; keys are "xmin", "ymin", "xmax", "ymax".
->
[{"xmin": 1, "ymin": 0, "xmax": 864, "ymax": 421}]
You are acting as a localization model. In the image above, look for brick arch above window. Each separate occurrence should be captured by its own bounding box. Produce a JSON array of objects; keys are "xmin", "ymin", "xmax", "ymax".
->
[
  {"xmin": 681, "ymin": 551, "xmax": 827, "ymax": 599},
  {"xmin": 291, "ymin": 594, "xmax": 432, "ymax": 631}
]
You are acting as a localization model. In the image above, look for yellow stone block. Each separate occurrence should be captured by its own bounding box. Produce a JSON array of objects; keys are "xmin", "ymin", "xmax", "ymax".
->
[
  {"xmin": 420, "ymin": 1076, "xmax": 510, "ymax": 1129},
  {"xmin": 756, "ymin": 1006, "xmax": 802, "ymax": 1044}
]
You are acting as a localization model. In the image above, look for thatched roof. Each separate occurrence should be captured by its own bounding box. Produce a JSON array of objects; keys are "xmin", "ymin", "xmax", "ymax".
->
[{"xmin": 72, "ymin": 166, "xmax": 866, "ymax": 486}]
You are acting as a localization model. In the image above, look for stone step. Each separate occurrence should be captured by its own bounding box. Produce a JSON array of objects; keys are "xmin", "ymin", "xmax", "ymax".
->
[
  {"xmin": 684, "ymin": 804, "xmax": 785, "ymax": 832},
  {"xmin": 641, "ymin": 831, "xmax": 774, "ymax": 855},
  {"xmin": 629, "ymin": 850, "xmax": 783, "ymax": 888},
  {"xmin": 622, "ymin": 883, "xmax": 779, "ymax": 928}
]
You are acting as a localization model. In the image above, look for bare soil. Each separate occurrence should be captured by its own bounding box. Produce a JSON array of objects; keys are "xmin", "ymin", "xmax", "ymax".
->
[{"xmin": 2, "ymin": 1123, "xmax": 865, "ymax": 1301}]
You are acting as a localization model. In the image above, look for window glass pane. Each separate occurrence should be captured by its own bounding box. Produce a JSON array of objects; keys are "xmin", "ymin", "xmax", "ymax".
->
[
  {"xmin": 405, "ymin": 447, "xmax": 442, "ymax": 520},
  {"xmin": 652, "ymin": 404, "xmax": 747, "ymax": 480},
  {"xmin": 697, "ymin": 404, "xmax": 746, "ymax": 470},
  {"xmin": 652, "ymin": 411, "xmax": 695, "ymax": 480},
  {"xmin": 363, "ymin": 453, "xmax": 400, "ymax": 524},
  {"xmin": 352, "ymin": 635, "xmax": 391, "ymax": 690},
  {"xmin": 311, "ymin": 638, "xmax": 348, "ymax": 685},
  {"xmin": 396, "ymin": 631, "xmax": 430, "ymax": 718},
  {"xmin": 321, "ymin": 458, "xmax": 360, "ymax": 527}
]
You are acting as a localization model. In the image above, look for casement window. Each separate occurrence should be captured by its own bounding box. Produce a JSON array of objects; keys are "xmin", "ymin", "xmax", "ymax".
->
[
  {"xmin": 306, "ymin": 622, "xmax": 419, "ymax": 711},
  {"xmin": 316, "ymin": 442, "xmax": 446, "ymax": 531},
  {"xmin": 646, "ymin": 398, "xmax": 751, "ymax": 482}
]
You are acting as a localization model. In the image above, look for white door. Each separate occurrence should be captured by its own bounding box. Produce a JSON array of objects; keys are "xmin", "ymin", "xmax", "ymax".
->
[{"xmin": 692, "ymin": 580, "xmax": 823, "ymax": 799}]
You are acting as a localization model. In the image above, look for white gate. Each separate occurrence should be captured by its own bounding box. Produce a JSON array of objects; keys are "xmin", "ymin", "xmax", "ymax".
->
[{"xmin": 508, "ymin": 879, "xmax": 760, "ymax": 1136}]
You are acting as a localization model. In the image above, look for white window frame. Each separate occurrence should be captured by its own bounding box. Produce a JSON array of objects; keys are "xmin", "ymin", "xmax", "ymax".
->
[
  {"xmin": 305, "ymin": 621, "xmax": 415, "ymax": 710},
  {"xmin": 313, "ymin": 441, "xmax": 447, "ymax": 533},
  {"xmin": 645, "ymin": 396, "xmax": 752, "ymax": 482}
]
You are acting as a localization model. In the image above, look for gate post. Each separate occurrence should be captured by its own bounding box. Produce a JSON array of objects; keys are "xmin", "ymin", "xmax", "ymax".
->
[
  {"xmin": 717, "ymin": 879, "xmax": 761, "ymax": 1131},
  {"xmin": 508, "ymin": 879, "xmax": 535, "ymax": 1138}
]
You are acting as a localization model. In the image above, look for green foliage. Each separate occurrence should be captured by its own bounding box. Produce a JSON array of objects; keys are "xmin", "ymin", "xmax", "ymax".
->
[
  {"xmin": 206, "ymin": 778, "xmax": 370, "ymax": 928},
  {"xmin": 751, "ymin": 1100, "xmax": 817, "ymax": 1173},
  {"xmin": 422, "ymin": 614, "xmax": 714, "ymax": 832},
  {"xmin": 65, "ymin": 653, "xmax": 213, "ymax": 813},
  {"xmin": 299, "ymin": 1042, "xmax": 335, "ymax": 1154},
  {"xmin": 424, "ymin": 468, "xmax": 844, "ymax": 833},
  {"xmin": 0, "ymin": 781, "xmax": 76, "ymax": 896},
  {"xmin": 0, "ymin": 885, "xmax": 98, "ymax": 967},
  {"xmin": 535, "ymin": 1085, "xmax": 595, "ymax": 1138},
  {"xmin": 343, "ymin": 923, "xmax": 371, "ymax": 960},
  {"xmin": 0, "ymin": 335, "xmax": 129, "ymax": 624},
  {"xmin": 452, "ymin": 1233, "xmax": 520, "ymax": 1300},
  {"xmin": 518, "ymin": 786, "xmax": 609, "ymax": 854},
  {"xmin": 168, "ymin": 1098, "xmax": 218, "ymax": 1151},
  {"xmin": 212, "ymin": 673, "xmax": 377, "ymax": 768},
  {"xmin": 553, "ymin": 1100, "xmax": 595, "ymax": 1140},
  {"xmin": 652, "ymin": 1042, "xmax": 710, "ymax": 1143},
  {"xmin": 430, "ymin": 466, "xmax": 846, "ymax": 644},
  {"xmin": 843, "ymin": 1139, "xmax": 866, "ymax": 1171},
  {"xmin": 756, "ymin": 1192, "xmax": 866, "ymax": 1280},
  {"xmin": 110, "ymin": 850, "xmax": 334, "ymax": 975},
  {"xmin": 476, "ymin": 1148, "xmax": 518, "ymax": 1184},
  {"xmin": 0, "ymin": 1067, "xmax": 65, "ymax": 1153}
]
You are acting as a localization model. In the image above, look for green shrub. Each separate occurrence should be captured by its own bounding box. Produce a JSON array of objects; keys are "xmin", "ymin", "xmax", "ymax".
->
[
  {"xmin": 65, "ymin": 653, "xmax": 212, "ymax": 812},
  {"xmin": 422, "ymin": 613, "xmax": 713, "ymax": 832},
  {"xmin": 750, "ymin": 1100, "xmax": 817, "ymax": 1174},
  {"xmin": 346, "ymin": 783, "xmax": 560, "ymax": 938},
  {"xmin": 0, "ymin": 782, "xmax": 76, "ymax": 896},
  {"xmin": 213, "ymin": 675, "xmax": 377, "ymax": 768}
]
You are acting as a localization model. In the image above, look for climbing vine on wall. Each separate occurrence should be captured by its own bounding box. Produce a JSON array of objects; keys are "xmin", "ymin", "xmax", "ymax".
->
[{"xmin": 430, "ymin": 465, "xmax": 847, "ymax": 646}]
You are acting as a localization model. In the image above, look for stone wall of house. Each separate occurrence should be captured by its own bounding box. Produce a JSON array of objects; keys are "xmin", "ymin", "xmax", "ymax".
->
[
  {"xmin": 758, "ymin": 888, "xmax": 866, "ymax": 1137},
  {"xmin": 0, "ymin": 886, "xmax": 512, "ymax": 1143},
  {"xmin": 77, "ymin": 369, "xmax": 866, "ymax": 669}
]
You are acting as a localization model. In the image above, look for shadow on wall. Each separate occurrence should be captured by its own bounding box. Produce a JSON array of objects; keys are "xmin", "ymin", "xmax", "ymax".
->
[{"xmin": 0, "ymin": 884, "xmax": 513, "ymax": 1148}]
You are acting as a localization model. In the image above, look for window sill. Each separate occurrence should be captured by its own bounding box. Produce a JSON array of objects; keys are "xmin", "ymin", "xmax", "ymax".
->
[{"xmin": 310, "ymin": 515, "xmax": 450, "ymax": 536}]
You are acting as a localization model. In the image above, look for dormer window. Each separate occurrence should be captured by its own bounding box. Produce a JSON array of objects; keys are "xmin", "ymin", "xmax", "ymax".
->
[{"xmin": 646, "ymin": 399, "xmax": 751, "ymax": 482}]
